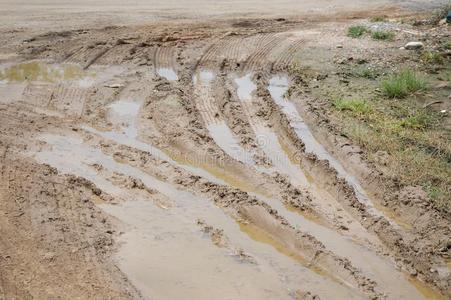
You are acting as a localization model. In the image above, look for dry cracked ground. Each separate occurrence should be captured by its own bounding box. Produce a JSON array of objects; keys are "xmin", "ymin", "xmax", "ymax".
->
[{"xmin": 0, "ymin": 0, "xmax": 450, "ymax": 299}]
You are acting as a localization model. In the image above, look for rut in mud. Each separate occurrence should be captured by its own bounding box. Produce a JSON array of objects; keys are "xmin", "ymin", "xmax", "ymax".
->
[{"xmin": 0, "ymin": 16, "xmax": 449, "ymax": 300}]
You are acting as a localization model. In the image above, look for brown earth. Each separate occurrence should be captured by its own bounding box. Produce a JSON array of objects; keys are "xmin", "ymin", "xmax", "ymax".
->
[{"xmin": 0, "ymin": 1, "xmax": 450, "ymax": 299}]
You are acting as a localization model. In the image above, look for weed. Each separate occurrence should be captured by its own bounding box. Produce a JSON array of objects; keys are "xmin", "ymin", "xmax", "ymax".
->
[
  {"xmin": 398, "ymin": 113, "xmax": 428, "ymax": 130},
  {"xmin": 333, "ymin": 98, "xmax": 373, "ymax": 116},
  {"xmin": 421, "ymin": 51, "xmax": 445, "ymax": 65},
  {"xmin": 444, "ymin": 41, "xmax": 451, "ymax": 50},
  {"xmin": 356, "ymin": 67, "xmax": 378, "ymax": 79},
  {"xmin": 347, "ymin": 26, "xmax": 367, "ymax": 38},
  {"xmin": 371, "ymin": 30, "xmax": 395, "ymax": 41},
  {"xmin": 381, "ymin": 70, "xmax": 427, "ymax": 98},
  {"xmin": 424, "ymin": 184, "xmax": 448, "ymax": 209},
  {"xmin": 371, "ymin": 15, "xmax": 387, "ymax": 22}
]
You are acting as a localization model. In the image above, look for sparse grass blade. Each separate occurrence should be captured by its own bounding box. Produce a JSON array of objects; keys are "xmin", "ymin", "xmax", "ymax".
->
[
  {"xmin": 371, "ymin": 15, "xmax": 387, "ymax": 22},
  {"xmin": 371, "ymin": 30, "xmax": 395, "ymax": 41},
  {"xmin": 333, "ymin": 98, "xmax": 373, "ymax": 116},
  {"xmin": 421, "ymin": 51, "xmax": 445, "ymax": 65},
  {"xmin": 347, "ymin": 26, "xmax": 367, "ymax": 38}
]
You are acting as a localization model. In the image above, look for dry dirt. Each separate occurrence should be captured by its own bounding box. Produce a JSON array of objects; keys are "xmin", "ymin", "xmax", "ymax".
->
[{"xmin": 0, "ymin": 1, "xmax": 450, "ymax": 299}]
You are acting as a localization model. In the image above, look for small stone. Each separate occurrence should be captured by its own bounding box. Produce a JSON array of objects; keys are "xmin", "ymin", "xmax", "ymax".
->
[
  {"xmin": 336, "ymin": 45, "xmax": 343, "ymax": 49},
  {"xmin": 404, "ymin": 42, "xmax": 424, "ymax": 50}
]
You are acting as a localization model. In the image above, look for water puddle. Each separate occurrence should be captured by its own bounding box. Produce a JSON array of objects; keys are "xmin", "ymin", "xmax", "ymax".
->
[
  {"xmin": 268, "ymin": 75, "xmax": 396, "ymax": 223},
  {"xmin": 207, "ymin": 122, "xmax": 256, "ymax": 165},
  {"xmin": 234, "ymin": 73, "xmax": 256, "ymax": 102},
  {"xmin": 192, "ymin": 70, "xmax": 214, "ymax": 85},
  {"xmin": 233, "ymin": 73, "xmax": 308, "ymax": 186},
  {"xmin": 82, "ymin": 98, "xmax": 223, "ymax": 184},
  {"xmin": 33, "ymin": 132, "xmax": 366, "ymax": 300},
  {"xmin": 157, "ymin": 68, "xmax": 178, "ymax": 81},
  {"xmin": 0, "ymin": 61, "xmax": 95, "ymax": 85},
  {"xmin": 254, "ymin": 125, "xmax": 308, "ymax": 186},
  {"xmin": 108, "ymin": 99, "xmax": 141, "ymax": 138},
  {"xmin": 194, "ymin": 70, "xmax": 259, "ymax": 167}
]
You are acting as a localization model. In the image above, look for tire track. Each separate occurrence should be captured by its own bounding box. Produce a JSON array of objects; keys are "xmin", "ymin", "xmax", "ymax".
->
[
  {"xmin": 21, "ymin": 83, "xmax": 53, "ymax": 107},
  {"xmin": 230, "ymin": 72, "xmax": 434, "ymax": 299},
  {"xmin": 48, "ymin": 84, "xmax": 91, "ymax": 116},
  {"xmin": 243, "ymin": 35, "xmax": 286, "ymax": 71},
  {"xmin": 273, "ymin": 39, "xmax": 305, "ymax": 70}
]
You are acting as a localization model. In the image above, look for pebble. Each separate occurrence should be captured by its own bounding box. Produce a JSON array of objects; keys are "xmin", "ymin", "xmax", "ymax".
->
[{"xmin": 404, "ymin": 42, "xmax": 424, "ymax": 50}]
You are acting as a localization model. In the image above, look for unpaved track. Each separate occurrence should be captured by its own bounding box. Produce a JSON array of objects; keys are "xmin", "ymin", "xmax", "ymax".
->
[{"xmin": 0, "ymin": 1, "xmax": 450, "ymax": 299}]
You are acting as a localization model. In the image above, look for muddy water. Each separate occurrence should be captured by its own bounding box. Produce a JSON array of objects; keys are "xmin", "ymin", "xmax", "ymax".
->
[
  {"xmin": 108, "ymin": 99, "xmax": 141, "ymax": 138},
  {"xmin": 157, "ymin": 68, "xmax": 178, "ymax": 81},
  {"xmin": 82, "ymin": 98, "xmax": 224, "ymax": 184},
  {"xmin": 268, "ymin": 75, "xmax": 396, "ymax": 223},
  {"xmin": 33, "ymin": 133, "xmax": 366, "ymax": 300},
  {"xmin": 207, "ymin": 122, "xmax": 256, "ymax": 164},
  {"xmin": 194, "ymin": 70, "xmax": 258, "ymax": 166},
  {"xmin": 234, "ymin": 73, "xmax": 256, "ymax": 102},
  {"xmin": 232, "ymin": 73, "xmax": 432, "ymax": 299},
  {"xmin": 233, "ymin": 73, "xmax": 308, "ymax": 186},
  {"xmin": 0, "ymin": 61, "xmax": 95, "ymax": 85}
]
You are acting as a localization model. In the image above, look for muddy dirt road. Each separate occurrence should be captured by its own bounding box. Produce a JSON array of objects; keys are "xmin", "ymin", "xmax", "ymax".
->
[{"xmin": 0, "ymin": 1, "xmax": 450, "ymax": 299}]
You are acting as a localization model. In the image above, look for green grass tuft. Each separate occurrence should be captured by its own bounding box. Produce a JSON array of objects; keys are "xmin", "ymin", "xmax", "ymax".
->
[
  {"xmin": 371, "ymin": 30, "xmax": 395, "ymax": 41},
  {"xmin": 347, "ymin": 26, "xmax": 367, "ymax": 38},
  {"xmin": 371, "ymin": 15, "xmax": 387, "ymax": 22},
  {"xmin": 421, "ymin": 51, "xmax": 445, "ymax": 65},
  {"xmin": 356, "ymin": 67, "xmax": 378, "ymax": 79},
  {"xmin": 333, "ymin": 99, "xmax": 373, "ymax": 116},
  {"xmin": 381, "ymin": 70, "xmax": 427, "ymax": 98}
]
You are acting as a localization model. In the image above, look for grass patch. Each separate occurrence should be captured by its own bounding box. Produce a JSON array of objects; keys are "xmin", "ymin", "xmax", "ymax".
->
[
  {"xmin": 340, "ymin": 103, "xmax": 450, "ymax": 212},
  {"xmin": 444, "ymin": 41, "xmax": 451, "ymax": 50},
  {"xmin": 347, "ymin": 26, "xmax": 367, "ymax": 38},
  {"xmin": 381, "ymin": 70, "xmax": 427, "ymax": 98},
  {"xmin": 333, "ymin": 98, "xmax": 373, "ymax": 116},
  {"xmin": 421, "ymin": 51, "xmax": 445, "ymax": 65},
  {"xmin": 356, "ymin": 67, "xmax": 378, "ymax": 79},
  {"xmin": 396, "ymin": 109, "xmax": 440, "ymax": 130},
  {"xmin": 310, "ymin": 71, "xmax": 448, "ymax": 211},
  {"xmin": 371, "ymin": 30, "xmax": 395, "ymax": 41},
  {"xmin": 371, "ymin": 15, "xmax": 387, "ymax": 22}
]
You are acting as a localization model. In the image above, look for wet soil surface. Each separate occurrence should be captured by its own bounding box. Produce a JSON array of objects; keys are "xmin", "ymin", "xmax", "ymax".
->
[{"xmin": 0, "ymin": 4, "xmax": 449, "ymax": 300}]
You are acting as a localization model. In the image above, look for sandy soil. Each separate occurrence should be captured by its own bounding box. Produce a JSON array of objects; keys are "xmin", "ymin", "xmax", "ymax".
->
[{"xmin": 0, "ymin": 1, "xmax": 449, "ymax": 299}]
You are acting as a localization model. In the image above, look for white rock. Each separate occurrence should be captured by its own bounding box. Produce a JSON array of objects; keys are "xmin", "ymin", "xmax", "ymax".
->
[{"xmin": 404, "ymin": 42, "xmax": 424, "ymax": 50}]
